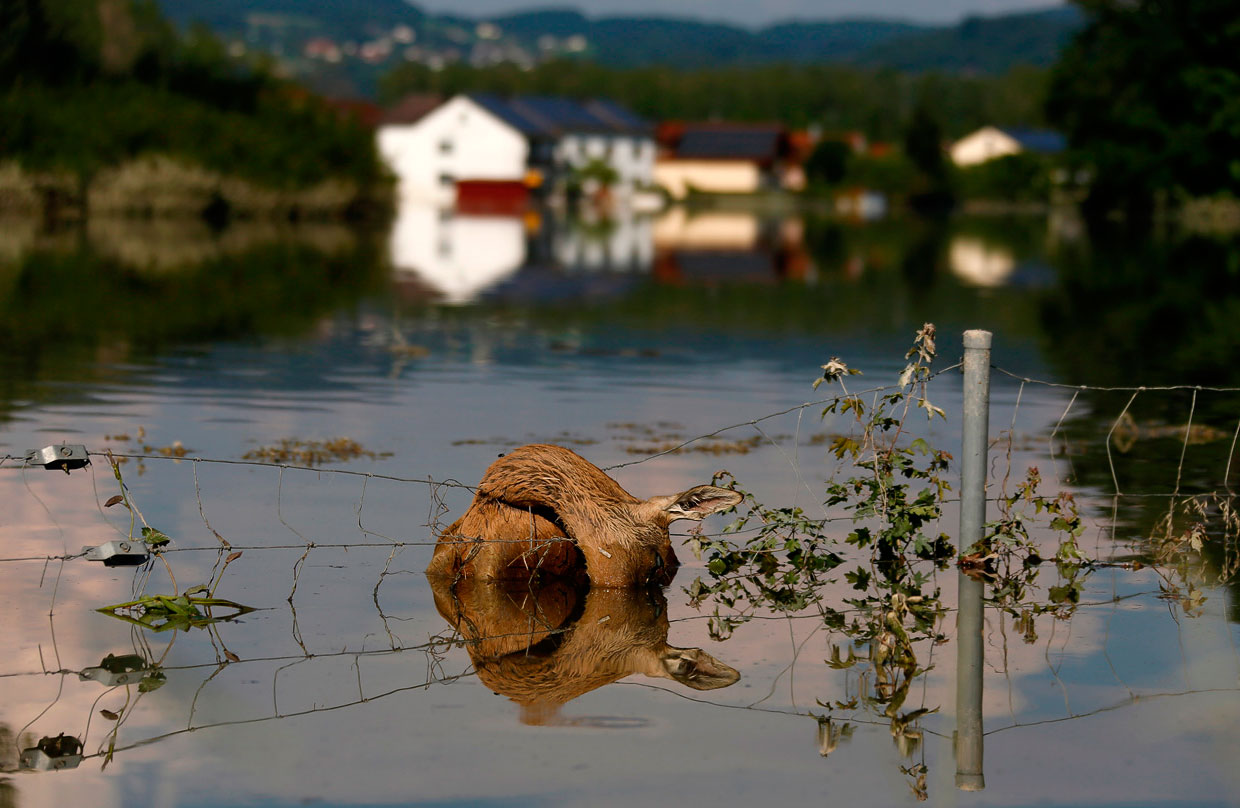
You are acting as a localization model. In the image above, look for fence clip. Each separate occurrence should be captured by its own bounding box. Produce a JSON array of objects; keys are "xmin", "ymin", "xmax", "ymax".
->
[
  {"xmin": 83, "ymin": 540, "xmax": 149, "ymax": 567},
  {"xmin": 79, "ymin": 653, "xmax": 149, "ymax": 686},
  {"xmin": 19, "ymin": 734, "xmax": 83, "ymax": 771},
  {"xmin": 25, "ymin": 444, "xmax": 90, "ymax": 474}
]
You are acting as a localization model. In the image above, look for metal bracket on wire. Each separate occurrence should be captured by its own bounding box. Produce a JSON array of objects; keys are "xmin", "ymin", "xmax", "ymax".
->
[{"xmin": 24, "ymin": 444, "xmax": 91, "ymax": 474}]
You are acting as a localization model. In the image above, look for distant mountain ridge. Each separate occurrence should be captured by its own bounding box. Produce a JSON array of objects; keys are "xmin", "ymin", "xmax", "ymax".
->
[
  {"xmin": 157, "ymin": 0, "xmax": 1080, "ymax": 95},
  {"xmin": 485, "ymin": 11, "xmax": 934, "ymax": 67},
  {"xmin": 854, "ymin": 7, "xmax": 1082, "ymax": 72}
]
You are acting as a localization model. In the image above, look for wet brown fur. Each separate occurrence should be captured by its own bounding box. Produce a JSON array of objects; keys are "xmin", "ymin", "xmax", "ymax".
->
[{"xmin": 426, "ymin": 444, "xmax": 741, "ymax": 587}]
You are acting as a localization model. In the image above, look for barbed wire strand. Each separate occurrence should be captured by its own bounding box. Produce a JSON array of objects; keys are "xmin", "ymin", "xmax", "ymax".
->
[{"xmin": 992, "ymin": 368, "xmax": 1240, "ymax": 393}]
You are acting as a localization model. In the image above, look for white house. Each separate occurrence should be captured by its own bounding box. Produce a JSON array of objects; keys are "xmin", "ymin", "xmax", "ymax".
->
[
  {"xmin": 544, "ymin": 98, "xmax": 656, "ymax": 200},
  {"xmin": 377, "ymin": 94, "xmax": 654, "ymax": 206},
  {"xmin": 377, "ymin": 95, "xmax": 530, "ymax": 205},
  {"xmin": 950, "ymin": 126, "xmax": 1066, "ymax": 167}
]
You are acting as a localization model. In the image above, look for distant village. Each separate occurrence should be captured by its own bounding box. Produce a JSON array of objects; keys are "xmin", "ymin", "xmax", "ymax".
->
[
  {"xmin": 361, "ymin": 92, "xmax": 1065, "ymax": 218},
  {"xmin": 250, "ymin": 16, "xmax": 592, "ymax": 73},
  {"xmin": 356, "ymin": 93, "xmax": 1067, "ymax": 303}
]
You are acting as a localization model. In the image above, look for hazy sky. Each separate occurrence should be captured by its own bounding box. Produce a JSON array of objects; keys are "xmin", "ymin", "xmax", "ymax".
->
[{"xmin": 416, "ymin": 0, "xmax": 1067, "ymax": 28}]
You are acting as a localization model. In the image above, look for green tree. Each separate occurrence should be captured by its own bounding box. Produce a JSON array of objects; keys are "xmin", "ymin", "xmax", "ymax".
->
[
  {"xmin": 0, "ymin": 0, "xmax": 387, "ymax": 197},
  {"xmin": 379, "ymin": 60, "xmax": 1051, "ymax": 141},
  {"xmin": 901, "ymin": 103, "xmax": 954, "ymax": 210},
  {"xmin": 804, "ymin": 139, "xmax": 851, "ymax": 187},
  {"xmin": 902, "ymin": 104, "xmax": 946, "ymax": 182},
  {"xmin": 1047, "ymin": 0, "xmax": 1240, "ymax": 219}
]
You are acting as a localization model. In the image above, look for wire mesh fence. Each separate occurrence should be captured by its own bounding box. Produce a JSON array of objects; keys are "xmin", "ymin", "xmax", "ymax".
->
[{"xmin": 2, "ymin": 347, "xmax": 1239, "ymax": 792}]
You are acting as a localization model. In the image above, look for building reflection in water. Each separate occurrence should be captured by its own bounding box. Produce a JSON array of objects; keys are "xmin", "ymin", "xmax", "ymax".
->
[
  {"xmin": 948, "ymin": 236, "xmax": 1016, "ymax": 287},
  {"xmin": 554, "ymin": 210, "xmax": 654, "ymax": 274},
  {"xmin": 388, "ymin": 202, "xmax": 529, "ymax": 304},
  {"xmin": 653, "ymin": 207, "xmax": 812, "ymax": 284},
  {"xmin": 387, "ymin": 198, "xmax": 814, "ymax": 304}
]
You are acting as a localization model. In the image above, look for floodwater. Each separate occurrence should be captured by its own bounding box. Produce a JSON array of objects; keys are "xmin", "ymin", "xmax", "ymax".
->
[{"xmin": 1, "ymin": 203, "xmax": 1239, "ymax": 807}]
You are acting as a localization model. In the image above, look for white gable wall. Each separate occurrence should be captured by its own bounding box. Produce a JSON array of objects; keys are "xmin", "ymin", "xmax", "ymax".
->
[
  {"xmin": 377, "ymin": 95, "xmax": 529, "ymax": 204},
  {"xmin": 556, "ymin": 134, "xmax": 655, "ymax": 197}
]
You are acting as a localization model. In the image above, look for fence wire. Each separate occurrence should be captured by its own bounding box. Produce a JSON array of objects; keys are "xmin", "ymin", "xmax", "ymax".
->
[{"xmin": 2, "ymin": 361, "xmax": 1239, "ymax": 780}]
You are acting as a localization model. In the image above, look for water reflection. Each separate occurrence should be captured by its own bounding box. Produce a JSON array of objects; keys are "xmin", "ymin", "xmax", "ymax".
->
[
  {"xmin": 388, "ymin": 204, "xmax": 528, "ymax": 303},
  {"xmin": 6, "ymin": 202, "xmax": 1240, "ymax": 805},
  {"xmin": 0, "ymin": 215, "xmax": 361, "ymax": 274},
  {"xmin": 430, "ymin": 577, "xmax": 740, "ymax": 727},
  {"xmin": 387, "ymin": 201, "xmax": 816, "ymax": 304},
  {"xmin": 948, "ymin": 235, "xmax": 1015, "ymax": 287}
]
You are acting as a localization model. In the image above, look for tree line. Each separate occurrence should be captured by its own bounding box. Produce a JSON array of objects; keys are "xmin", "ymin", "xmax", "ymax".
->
[{"xmin": 379, "ymin": 59, "xmax": 1050, "ymax": 142}]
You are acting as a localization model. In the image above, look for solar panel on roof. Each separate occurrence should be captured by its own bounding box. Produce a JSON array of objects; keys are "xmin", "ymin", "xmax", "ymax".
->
[
  {"xmin": 468, "ymin": 94, "xmax": 550, "ymax": 136},
  {"xmin": 1001, "ymin": 128, "xmax": 1066, "ymax": 154},
  {"xmin": 675, "ymin": 130, "xmax": 780, "ymax": 160},
  {"xmin": 467, "ymin": 94, "xmax": 649, "ymax": 137},
  {"xmin": 586, "ymin": 100, "xmax": 651, "ymax": 134}
]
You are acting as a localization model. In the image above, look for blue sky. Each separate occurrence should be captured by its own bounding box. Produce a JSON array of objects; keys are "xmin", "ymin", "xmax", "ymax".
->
[{"xmin": 415, "ymin": 0, "xmax": 1067, "ymax": 28}]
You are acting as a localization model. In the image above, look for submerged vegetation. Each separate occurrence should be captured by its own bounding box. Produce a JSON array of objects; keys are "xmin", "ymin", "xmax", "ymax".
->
[
  {"xmin": 97, "ymin": 452, "xmax": 254, "ymax": 633},
  {"xmin": 243, "ymin": 437, "xmax": 394, "ymax": 466}
]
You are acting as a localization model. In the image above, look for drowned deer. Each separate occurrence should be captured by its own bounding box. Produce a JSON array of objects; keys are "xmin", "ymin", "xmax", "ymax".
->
[
  {"xmin": 426, "ymin": 443, "xmax": 743, "ymax": 587},
  {"xmin": 430, "ymin": 575, "xmax": 741, "ymax": 726}
]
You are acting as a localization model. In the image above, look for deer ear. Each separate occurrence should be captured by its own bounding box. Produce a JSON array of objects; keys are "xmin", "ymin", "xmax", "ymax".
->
[
  {"xmin": 659, "ymin": 648, "xmax": 741, "ymax": 690},
  {"xmin": 662, "ymin": 485, "xmax": 742, "ymax": 521}
]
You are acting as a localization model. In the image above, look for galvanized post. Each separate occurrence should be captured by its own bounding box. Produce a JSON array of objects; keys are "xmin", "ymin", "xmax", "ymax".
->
[{"xmin": 955, "ymin": 328, "xmax": 991, "ymax": 791}]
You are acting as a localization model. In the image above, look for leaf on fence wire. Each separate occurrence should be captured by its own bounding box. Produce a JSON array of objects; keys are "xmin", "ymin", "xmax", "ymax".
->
[{"xmin": 140, "ymin": 527, "xmax": 171, "ymax": 547}]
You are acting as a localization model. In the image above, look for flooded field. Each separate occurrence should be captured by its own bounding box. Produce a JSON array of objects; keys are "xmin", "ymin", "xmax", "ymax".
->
[{"xmin": 2, "ymin": 205, "xmax": 1239, "ymax": 807}]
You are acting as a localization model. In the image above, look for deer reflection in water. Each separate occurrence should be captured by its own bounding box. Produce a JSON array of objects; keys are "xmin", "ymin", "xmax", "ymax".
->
[
  {"xmin": 427, "ymin": 444, "xmax": 742, "ymax": 588},
  {"xmin": 430, "ymin": 575, "xmax": 740, "ymax": 726}
]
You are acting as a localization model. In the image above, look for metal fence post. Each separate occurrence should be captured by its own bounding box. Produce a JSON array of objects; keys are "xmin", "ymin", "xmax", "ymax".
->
[{"xmin": 956, "ymin": 328, "xmax": 991, "ymax": 791}]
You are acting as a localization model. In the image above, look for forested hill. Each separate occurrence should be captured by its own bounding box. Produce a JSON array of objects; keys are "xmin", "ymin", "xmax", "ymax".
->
[
  {"xmin": 156, "ymin": 0, "xmax": 1081, "ymax": 78},
  {"xmin": 853, "ymin": 8, "xmax": 1082, "ymax": 72}
]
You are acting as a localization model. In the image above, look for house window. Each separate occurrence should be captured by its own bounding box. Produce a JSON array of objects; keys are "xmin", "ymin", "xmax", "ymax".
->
[
  {"xmin": 438, "ymin": 173, "xmax": 455, "ymax": 186},
  {"xmin": 439, "ymin": 139, "xmax": 453, "ymax": 154}
]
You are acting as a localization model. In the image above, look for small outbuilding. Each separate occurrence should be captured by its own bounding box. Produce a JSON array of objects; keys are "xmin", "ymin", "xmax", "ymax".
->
[
  {"xmin": 950, "ymin": 126, "xmax": 1066, "ymax": 167},
  {"xmin": 654, "ymin": 123, "xmax": 803, "ymax": 200}
]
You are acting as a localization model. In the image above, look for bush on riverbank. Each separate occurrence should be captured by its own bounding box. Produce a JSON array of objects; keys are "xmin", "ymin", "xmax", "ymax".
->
[{"xmin": 0, "ymin": 1, "xmax": 390, "ymax": 219}]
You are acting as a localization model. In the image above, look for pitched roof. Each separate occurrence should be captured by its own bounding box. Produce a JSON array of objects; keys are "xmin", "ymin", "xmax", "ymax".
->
[
  {"xmin": 669, "ymin": 125, "xmax": 785, "ymax": 161},
  {"xmin": 999, "ymin": 127, "xmax": 1066, "ymax": 154},
  {"xmin": 513, "ymin": 97, "xmax": 613, "ymax": 134},
  {"xmin": 380, "ymin": 94, "xmax": 444, "ymax": 126},
  {"xmin": 467, "ymin": 94, "xmax": 649, "ymax": 138},
  {"xmin": 584, "ymin": 100, "xmax": 653, "ymax": 135},
  {"xmin": 470, "ymin": 93, "xmax": 551, "ymax": 136}
]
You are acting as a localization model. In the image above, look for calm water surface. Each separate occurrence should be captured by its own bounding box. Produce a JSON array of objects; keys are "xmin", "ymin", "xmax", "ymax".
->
[{"xmin": 1, "ymin": 206, "xmax": 1238, "ymax": 807}]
